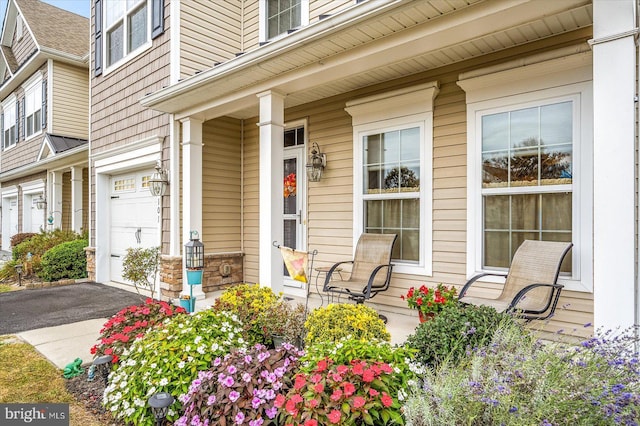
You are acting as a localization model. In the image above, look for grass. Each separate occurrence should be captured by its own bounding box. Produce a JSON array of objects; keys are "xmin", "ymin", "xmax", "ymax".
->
[
  {"xmin": 0, "ymin": 336, "xmax": 104, "ymax": 426},
  {"xmin": 0, "ymin": 283, "xmax": 16, "ymax": 293}
]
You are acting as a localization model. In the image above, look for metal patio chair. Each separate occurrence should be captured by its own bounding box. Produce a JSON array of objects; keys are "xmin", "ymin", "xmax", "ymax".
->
[
  {"xmin": 459, "ymin": 240, "xmax": 573, "ymax": 321},
  {"xmin": 323, "ymin": 233, "xmax": 397, "ymax": 306}
]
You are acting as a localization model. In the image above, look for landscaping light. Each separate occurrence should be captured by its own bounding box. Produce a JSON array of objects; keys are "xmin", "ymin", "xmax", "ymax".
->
[
  {"xmin": 14, "ymin": 264, "xmax": 22, "ymax": 286},
  {"xmin": 148, "ymin": 392, "xmax": 174, "ymax": 426},
  {"xmin": 92, "ymin": 354, "xmax": 113, "ymax": 386}
]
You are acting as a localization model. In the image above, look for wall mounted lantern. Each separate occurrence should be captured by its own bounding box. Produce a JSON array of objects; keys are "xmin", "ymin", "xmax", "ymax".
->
[
  {"xmin": 149, "ymin": 160, "xmax": 169, "ymax": 197},
  {"xmin": 306, "ymin": 142, "xmax": 326, "ymax": 182},
  {"xmin": 33, "ymin": 195, "xmax": 46, "ymax": 210}
]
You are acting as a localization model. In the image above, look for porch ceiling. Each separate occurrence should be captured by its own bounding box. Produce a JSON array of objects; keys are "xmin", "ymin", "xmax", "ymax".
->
[{"xmin": 141, "ymin": 0, "xmax": 592, "ymax": 121}]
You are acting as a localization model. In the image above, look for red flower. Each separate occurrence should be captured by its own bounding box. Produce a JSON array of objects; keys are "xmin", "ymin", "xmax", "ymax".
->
[
  {"xmin": 369, "ymin": 388, "xmax": 379, "ymax": 397},
  {"xmin": 362, "ymin": 369, "xmax": 375, "ymax": 383},
  {"xmin": 303, "ymin": 420, "xmax": 317, "ymax": 426},
  {"xmin": 343, "ymin": 382, "xmax": 356, "ymax": 396},
  {"xmin": 416, "ymin": 297, "xmax": 423, "ymax": 306},
  {"xmin": 330, "ymin": 389, "xmax": 343, "ymax": 401},
  {"xmin": 290, "ymin": 394, "xmax": 304, "ymax": 404},
  {"xmin": 336, "ymin": 365, "xmax": 348, "ymax": 374},
  {"xmin": 353, "ymin": 396, "xmax": 366, "ymax": 408},
  {"xmin": 328, "ymin": 409, "xmax": 342, "ymax": 424},
  {"xmin": 381, "ymin": 393, "xmax": 393, "ymax": 408},
  {"xmin": 310, "ymin": 373, "xmax": 323, "ymax": 384},
  {"xmin": 294, "ymin": 374, "xmax": 307, "ymax": 390},
  {"xmin": 379, "ymin": 363, "xmax": 393, "ymax": 374},
  {"xmin": 352, "ymin": 362, "xmax": 364, "ymax": 375},
  {"xmin": 285, "ymin": 399, "xmax": 298, "ymax": 415},
  {"xmin": 316, "ymin": 359, "xmax": 328, "ymax": 372},
  {"xmin": 313, "ymin": 383, "xmax": 324, "ymax": 393},
  {"xmin": 308, "ymin": 399, "xmax": 319, "ymax": 408},
  {"xmin": 274, "ymin": 394, "xmax": 286, "ymax": 408}
]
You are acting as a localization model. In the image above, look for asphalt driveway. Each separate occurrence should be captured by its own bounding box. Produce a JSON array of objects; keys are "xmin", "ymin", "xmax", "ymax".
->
[{"xmin": 0, "ymin": 282, "xmax": 145, "ymax": 334}]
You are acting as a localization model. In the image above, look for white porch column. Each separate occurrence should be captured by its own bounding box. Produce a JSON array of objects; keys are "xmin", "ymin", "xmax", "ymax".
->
[
  {"xmin": 170, "ymin": 116, "xmax": 181, "ymax": 256},
  {"xmin": 592, "ymin": 0, "xmax": 637, "ymax": 331},
  {"xmin": 257, "ymin": 90, "xmax": 284, "ymax": 293},
  {"xmin": 50, "ymin": 171, "xmax": 63, "ymax": 229},
  {"xmin": 181, "ymin": 117, "xmax": 204, "ymax": 298},
  {"xmin": 70, "ymin": 166, "xmax": 83, "ymax": 233}
]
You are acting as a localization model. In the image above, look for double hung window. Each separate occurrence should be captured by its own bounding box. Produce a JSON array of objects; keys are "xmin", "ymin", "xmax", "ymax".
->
[
  {"xmin": 2, "ymin": 97, "xmax": 16, "ymax": 150},
  {"xmin": 459, "ymin": 51, "xmax": 593, "ymax": 292},
  {"xmin": 24, "ymin": 80, "xmax": 42, "ymax": 139},
  {"xmin": 260, "ymin": 0, "xmax": 308, "ymax": 42},
  {"xmin": 105, "ymin": 0, "xmax": 149, "ymax": 68}
]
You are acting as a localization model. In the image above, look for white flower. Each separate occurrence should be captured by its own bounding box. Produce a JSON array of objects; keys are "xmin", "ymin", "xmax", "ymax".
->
[
  {"xmin": 185, "ymin": 345, "xmax": 191, "ymax": 352},
  {"xmin": 197, "ymin": 345, "xmax": 206, "ymax": 354},
  {"xmin": 125, "ymin": 407, "xmax": 135, "ymax": 417},
  {"xmin": 151, "ymin": 363, "xmax": 157, "ymax": 369},
  {"xmin": 159, "ymin": 378, "xmax": 169, "ymax": 386},
  {"xmin": 134, "ymin": 398, "xmax": 146, "ymax": 407},
  {"xmin": 168, "ymin": 409, "xmax": 176, "ymax": 417},
  {"xmin": 194, "ymin": 336, "xmax": 202, "ymax": 344},
  {"xmin": 188, "ymin": 356, "xmax": 194, "ymax": 362},
  {"xmin": 177, "ymin": 361, "xmax": 186, "ymax": 369},
  {"xmin": 114, "ymin": 392, "xmax": 122, "ymax": 401},
  {"xmin": 147, "ymin": 386, "xmax": 157, "ymax": 396},
  {"xmin": 211, "ymin": 343, "xmax": 219, "ymax": 352},
  {"xmin": 119, "ymin": 380, "xmax": 128, "ymax": 389},
  {"xmin": 122, "ymin": 400, "xmax": 130, "ymax": 409}
]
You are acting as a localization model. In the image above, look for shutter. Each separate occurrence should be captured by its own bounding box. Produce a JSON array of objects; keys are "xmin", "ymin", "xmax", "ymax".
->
[
  {"xmin": 41, "ymin": 80, "xmax": 46, "ymax": 129},
  {"xmin": 1, "ymin": 113, "xmax": 4, "ymax": 150},
  {"xmin": 14, "ymin": 101, "xmax": 18, "ymax": 143},
  {"xmin": 94, "ymin": 0, "xmax": 102, "ymax": 76},
  {"xmin": 151, "ymin": 0, "xmax": 164, "ymax": 39},
  {"xmin": 20, "ymin": 97, "xmax": 24, "ymax": 141}
]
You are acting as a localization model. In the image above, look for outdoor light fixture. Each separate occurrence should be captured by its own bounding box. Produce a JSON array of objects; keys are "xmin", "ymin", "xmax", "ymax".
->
[
  {"xmin": 149, "ymin": 392, "xmax": 175, "ymax": 426},
  {"xmin": 14, "ymin": 264, "xmax": 22, "ymax": 286},
  {"xmin": 306, "ymin": 142, "xmax": 326, "ymax": 182},
  {"xmin": 185, "ymin": 231, "xmax": 204, "ymax": 270},
  {"xmin": 92, "ymin": 354, "xmax": 113, "ymax": 386},
  {"xmin": 33, "ymin": 195, "xmax": 46, "ymax": 210},
  {"xmin": 149, "ymin": 160, "xmax": 169, "ymax": 196}
]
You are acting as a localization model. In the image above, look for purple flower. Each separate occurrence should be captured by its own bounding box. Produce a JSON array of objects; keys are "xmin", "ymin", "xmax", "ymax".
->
[
  {"xmin": 509, "ymin": 406, "xmax": 518, "ymax": 413},
  {"xmin": 229, "ymin": 391, "xmax": 240, "ymax": 402},
  {"xmin": 251, "ymin": 396, "xmax": 262, "ymax": 409},
  {"xmin": 257, "ymin": 351, "xmax": 270, "ymax": 362},
  {"xmin": 234, "ymin": 411, "xmax": 245, "ymax": 424},
  {"xmin": 223, "ymin": 375, "xmax": 235, "ymax": 387},
  {"xmin": 244, "ymin": 355, "xmax": 252, "ymax": 364},
  {"xmin": 265, "ymin": 407, "xmax": 278, "ymax": 419},
  {"xmin": 207, "ymin": 395, "xmax": 216, "ymax": 405},
  {"xmin": 213, "ymin": 357, "xmax": 222, "ymax": 367},
  {"xmin": 191, "ymin": 415, "xmax": 202, "ymax": 426},
  {"xmin": 242, "ymin": 372, "xmax": 252, "ymax": 382},
  {"xmin": 227, "ymin": 365, "xmax": 237, "ymax": 374},
  {"xmin": 249, "ymin": 419, "xmax": 264, "ymax": 426},
  {"xmin": 264, "ymin": 389, "xmax": 275, "ymax": 400},
  {"xmin": 175, "ymin": 416, "xmax": 188, "ymax": 426}
]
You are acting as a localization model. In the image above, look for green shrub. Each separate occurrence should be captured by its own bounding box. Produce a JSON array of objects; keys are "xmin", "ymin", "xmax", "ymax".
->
[
  {"xmin": 405, "ymin": 303, "xmax": 514, "ymax": 368},
  {"xmin": 212, "ymin": 283, "xmax": 281, "ymax": 345},
  {"xmin": 9, "ymin": 229, "xmax": 82, "ymax": 276},
  {"xmin": 37, "ymin": 239, "xmax": 88, "ymax": 281},
  {"xmin": 402, "ymin": 323, "xmax": 640, "ymax": 425},
  {"xmin": 304, "ymin": 303, "xmax": 390, "ymax": 346},
  {"xmin": 103, "ymin": 309, "xmax": 247, "ymax": 426},
  {"xmin": 10, "ymin": 232, "xmax": 36, "ymax": 247}
]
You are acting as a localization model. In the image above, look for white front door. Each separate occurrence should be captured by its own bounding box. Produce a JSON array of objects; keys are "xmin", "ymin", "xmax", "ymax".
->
[
  {"xmin": 25, "ymin": 193, "xmax": 45, "ymax": 233},
  {"xmin": 282, "ymin": 126, "xmax": 307, "ymax": 288},
  {"xmin": 2, "ymin": 196, "xmax": 17, "ymax": 250},
  {"xmin": 109, "ymin": 170, "xmax": 160, "ymax": 284}
]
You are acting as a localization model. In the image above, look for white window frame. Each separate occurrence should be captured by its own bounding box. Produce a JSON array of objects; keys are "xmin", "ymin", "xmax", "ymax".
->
[
  {"xmin": 2, "ymin": 95, "xmax": 17, "ymax": 150},
  {"xmin": 102, "ymin": 0, "xmax": 152, "ymax": 75},
  {"xmin": 259, "ymin": 0, "xmax": 309, "ymax": 43},
  {"xmin": 459, "ymin": 50, "xmax": 593, "ymax": 293},
  {"xmin": 346, "ymin": 82, "xmax": 438, "ymax": 276},
  {"xmin": 23, "ymin": 76, "xmax": 42, "ymax": 140}
]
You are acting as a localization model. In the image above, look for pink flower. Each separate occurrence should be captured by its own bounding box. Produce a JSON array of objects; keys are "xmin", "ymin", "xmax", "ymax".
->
[
  {"xmin": 274, "ymin": 394, "xmax": 286, "ymax": 408},
  {"xmin": 330, "ymin": 389, "xmax": 343, "ymax": 401},
  {"xmin": 353, "ymin": 396, "xmax": 366, "ymax": 408},
  {"xmin": 381, "ymin": 393, "xmax": 393, "ymax": 407},
  {"xmin": 313, "ymin": 383, "xmax": 324, "ymax": 393},
  {"xmin": 362, "ymin": 369, "xmax": 375, "ymax": 383},
  {"xmin": 316, "ymin": 359, "xmax": 328, "ymax": 372},
  {"xmin": 328, "ymin": 410, "xmax": 342, "ymax": 424},
  {"xmin": 343, "ymin": 382, "xmax": 356, "ymax": 396},
  {"xmin": 303, "ymin": 420, "xmax": 317, "ymax": 426},
  {"xmin": 294, "ymin": 375, "xmax": 306, "ymax": 390}
]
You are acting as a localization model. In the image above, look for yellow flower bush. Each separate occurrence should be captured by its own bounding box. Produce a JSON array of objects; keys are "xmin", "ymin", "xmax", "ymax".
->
[
  {"xmin": 213, "ymin": 283, "xmax": 281, "ymax": 345},
  {"xmin": 304, "ymin": 303, "xmax": 390, "ymax": 346}
]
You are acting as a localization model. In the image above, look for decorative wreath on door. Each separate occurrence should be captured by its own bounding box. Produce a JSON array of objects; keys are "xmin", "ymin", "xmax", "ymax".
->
[{"xmin": 284, "ymin": 173, "xmax": 297, "ymax": 198}]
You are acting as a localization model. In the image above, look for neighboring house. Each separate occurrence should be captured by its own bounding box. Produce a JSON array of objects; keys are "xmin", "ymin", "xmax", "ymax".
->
[
  {"xmin": 89, "ymin": 0, "xmax": 637, "ymax": 338},
  {"xmin": 0, "ymin": 0, "xmax": 89, "ymax": 250}
]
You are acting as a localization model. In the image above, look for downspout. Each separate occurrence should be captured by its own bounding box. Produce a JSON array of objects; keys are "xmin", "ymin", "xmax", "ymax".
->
[
  {"xmin": 635, "ymin": 0, "xmax": 640, "ymax": 346},
  {"xmin": 240, "ymin": 119, "xmax": 245, "ymax": 261}
]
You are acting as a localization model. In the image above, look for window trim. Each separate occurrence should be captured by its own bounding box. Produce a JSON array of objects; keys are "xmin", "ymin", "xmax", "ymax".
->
[
  {"xmin": 259, "ymin": 0, "xmax": 310, "ymax": 43},
  {"xmin": 346, "ymin": 82, "xmax": 438, "ymax": 276},
  {"xmin": 101, "ymin": 0, "xmax": 153, "ymax": 75},
  {"xmin": 459, "ymin": 51, "xmax": 593, "ymax": 293}
]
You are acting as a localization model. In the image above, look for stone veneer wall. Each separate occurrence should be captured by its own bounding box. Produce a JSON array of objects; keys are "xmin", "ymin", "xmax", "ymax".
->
[
  {"xmin": 85, "ymin": 247, "xmax": 96, "ymax": 281},
  {"xmin": 159, "ymin": 252, "xmax": 244, "ymax": 298}
]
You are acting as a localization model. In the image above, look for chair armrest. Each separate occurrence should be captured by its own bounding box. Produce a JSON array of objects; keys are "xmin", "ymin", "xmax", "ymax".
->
[
  {"xmin": 323, "ymin": 261, "xmax": 354, "ymax": 291},
  {"xmin": 364, "ymin": 263, "xmax": 394, "ymax": 298},
  {"xmin": 459, "ymin": 272, "xmax": 508, "ymax": 298},
  {"xmin": 508, "ymin": 282, "xmax": 564, "ymax": 316}
]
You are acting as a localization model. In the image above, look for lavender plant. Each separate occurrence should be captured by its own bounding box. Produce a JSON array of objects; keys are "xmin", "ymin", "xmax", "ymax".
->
[
  {"xmin": 403, "ymin": 322, "xmax": 640, "ymax": 425},
  {"xmin": 175, "ymin": 343, "xmax": 304, "ymax": 426}
]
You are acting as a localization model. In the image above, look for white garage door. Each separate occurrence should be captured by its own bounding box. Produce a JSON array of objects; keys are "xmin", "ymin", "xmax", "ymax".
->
[{"xmin": 110, "ymin": 170, "xmax": 159, "ymax": 284}]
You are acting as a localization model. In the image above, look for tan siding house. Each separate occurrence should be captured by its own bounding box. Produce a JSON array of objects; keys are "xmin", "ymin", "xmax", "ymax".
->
[
  {"xmin": 85, "ymin": 0, "xmax": 637, "ymax": 340},
  {"xmin": 0, "ymin": 0, "xmax": 89, "ymax": 250}
]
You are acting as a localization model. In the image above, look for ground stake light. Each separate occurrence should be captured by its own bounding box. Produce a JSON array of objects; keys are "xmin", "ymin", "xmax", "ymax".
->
[
  {"xmin": 92, "ymin": 354, "xmax": 113, "ymax": 386},
  {"xmin": 148, "ymin": 392, "xmax": 174, "ymax": 426}
]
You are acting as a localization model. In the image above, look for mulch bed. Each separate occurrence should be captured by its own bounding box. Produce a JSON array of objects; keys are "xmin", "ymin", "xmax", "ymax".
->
[{"xmin": 65, "ymin": 371, "xmax": 124, "ymax": 425}]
